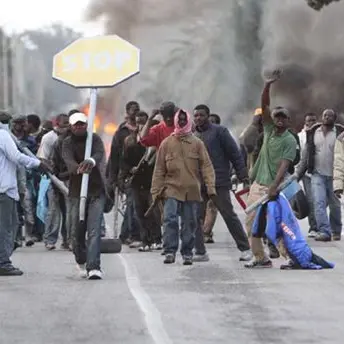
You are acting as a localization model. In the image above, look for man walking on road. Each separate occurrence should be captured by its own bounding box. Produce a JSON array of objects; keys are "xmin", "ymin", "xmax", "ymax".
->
[
  {"xmin": 38, "ymin": 113, "xmax": 70, "ymax": 250},
  {"xmin": 0, "ymin": 115, "xmax": 50, "ymax": 276},
  {"xmin": 62, "ymin": 112, "xmax": 107, "ymax": 280},
  {"xmin": 194, "ymin": 104, "xmax": 253, "ymax": 262},
  {"xmin": 298, "ymin": 113, "xmax": 318, "ymax": 237},
  {"xmin": 151, "ymin": 110, "xmax": 216, "ymax": 265}
]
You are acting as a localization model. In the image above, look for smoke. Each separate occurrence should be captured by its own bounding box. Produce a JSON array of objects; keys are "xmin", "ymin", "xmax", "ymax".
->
[
  {"xmin": 85, "ymin": 0, "xmax": 263, "ymax": 125},
  {"xmin": 86, "ymin": 0, "xmax": 344, "ymax": 128},
  {"xmin": 260, "ymin": 0, "xmax": 344, "ymax": 127}
]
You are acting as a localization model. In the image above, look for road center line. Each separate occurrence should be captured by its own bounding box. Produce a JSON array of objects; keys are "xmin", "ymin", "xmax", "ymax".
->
[{"xmin": 118, "ymin": 254, "xmax": 174, "ymax": 344}]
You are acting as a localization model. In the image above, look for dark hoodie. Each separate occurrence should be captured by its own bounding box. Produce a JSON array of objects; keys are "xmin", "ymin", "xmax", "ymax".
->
[{"xmin": 62, "ymin": 132, "xmax": 106, "ymax": 198}]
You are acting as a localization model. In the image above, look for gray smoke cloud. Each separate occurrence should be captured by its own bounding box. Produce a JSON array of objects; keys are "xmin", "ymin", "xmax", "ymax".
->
[
  {"xmin": 86, "ymin": 0, "xmax": 344, "ymax": 129},
  {"xmin": 261, "ymin": 0, "xmax": 344, "ymax": 128}
]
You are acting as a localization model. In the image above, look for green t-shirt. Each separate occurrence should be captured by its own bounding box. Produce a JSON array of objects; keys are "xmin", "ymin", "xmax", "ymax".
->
[{"xmin": 251, "ymin": 123, "xmax": 297, "ymax": 185}]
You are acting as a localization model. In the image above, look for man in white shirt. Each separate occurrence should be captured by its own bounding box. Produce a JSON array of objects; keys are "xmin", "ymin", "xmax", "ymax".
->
[
  {"xmin": 298, "ymin": 113, "xmax": 318, "ymax": 237},
  {"xmin": 37, "ymin": 114, "xmax": 70, "ymax": 250},
  {"xmin": 0, "ymin": 124, "xmax": 50, "ymax": 276}
]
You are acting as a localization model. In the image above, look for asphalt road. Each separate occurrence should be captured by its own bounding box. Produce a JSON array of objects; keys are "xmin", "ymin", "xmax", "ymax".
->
[{"xmin": 1, "ymin": 202, "xmax": 344, "ymax": 344}]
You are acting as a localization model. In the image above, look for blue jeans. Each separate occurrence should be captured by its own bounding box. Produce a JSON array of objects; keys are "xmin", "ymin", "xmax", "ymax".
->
[
  {"xmin": 163, "ymin": 198, "xmax": 199, "ymax": 257},
  {"xmin": 302, "ymin": 176, "xmax": 317, "ymax": 232},
  {"xmin": 69, "ymin": 194, "xmax": 105, "ymax": 271},
  {"xmin": 0, "ymin": 194, "xmax": 18, "ymax": 269},
  {"xmin": 311, "ymin": 173, "xmax": 342, "ymax": 237}
]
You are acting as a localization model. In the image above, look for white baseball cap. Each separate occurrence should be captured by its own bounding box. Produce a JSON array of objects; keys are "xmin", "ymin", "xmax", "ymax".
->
[{"xmin": 69, "ymin": 112, "xmax": 88, "ymax": 125}]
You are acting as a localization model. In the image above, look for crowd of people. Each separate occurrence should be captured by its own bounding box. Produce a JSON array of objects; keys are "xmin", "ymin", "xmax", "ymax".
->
[{"xmin": 0, "ymin": 69, "xmax": 342, "ymax": 279}]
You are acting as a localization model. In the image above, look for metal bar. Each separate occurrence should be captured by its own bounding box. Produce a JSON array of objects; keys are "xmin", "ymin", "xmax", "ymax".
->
[
  {"xmin": 79, "ymin": 88, "xmax": 97, "ymax": 222},
  {"xmin": 10, "ymin": 132, "xmax": 69, "ymax": 196},
  {"xmin": 244, "ymin": 175, "xmax": 297, "ymax": 214}
]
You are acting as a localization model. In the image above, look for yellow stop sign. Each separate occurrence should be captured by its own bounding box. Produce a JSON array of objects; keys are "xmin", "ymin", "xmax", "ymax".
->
[{"xmin": 52, "ymin": 35, "xmax": 140, "ymax": 88}]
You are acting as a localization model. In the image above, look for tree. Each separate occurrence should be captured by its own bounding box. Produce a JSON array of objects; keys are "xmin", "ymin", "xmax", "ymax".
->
[{"xmin": 19, "ymin": 24, "xmax": 83, "ymax": 116}]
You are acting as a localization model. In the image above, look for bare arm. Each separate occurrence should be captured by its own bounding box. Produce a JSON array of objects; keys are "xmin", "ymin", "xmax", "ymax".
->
[
  {"xmin": 261, "ymin": 69, "xmax": 282, "ymax": 124},
  {"xmin": 138, "ymin": 109, "xmax": 160, "ymax": 140},
  {"xmin": 271, "ymin": 160, "xmax": 291, "ymax": 189}
]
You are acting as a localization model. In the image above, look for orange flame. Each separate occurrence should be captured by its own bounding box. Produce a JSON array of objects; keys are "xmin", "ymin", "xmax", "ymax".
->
[{"xmin": 81, "ymin": 104, "xmax": 101, "ymax": 133}]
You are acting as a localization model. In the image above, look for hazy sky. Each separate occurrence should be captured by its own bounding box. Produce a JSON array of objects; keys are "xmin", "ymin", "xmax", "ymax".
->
[{"xmin": 0, "ymin": 0, "xmax": 102, "ymax": 35}]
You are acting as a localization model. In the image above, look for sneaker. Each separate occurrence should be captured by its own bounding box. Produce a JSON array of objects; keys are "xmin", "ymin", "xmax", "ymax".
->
[
  {"xmin": 183, "ymin": 256, "xmax": 193, "ymax": 266},
  {"xmin": 88, "ymin": 270, "xmax": 103, "ymax": 280},
  {"xmin": 60, "ymin": 242, "xmax": 69, "ymax": 250},
  {"xmin": 45, "ymin": 244, "xmax": 56, "ymax": 251},
  {"xmin": 161, "ymin": 249, "xmax": 166, "ymax": 256},
  {"xmin": 151, "ymin": 243, "xmax": 163, "ymax": 250},
  {"xmin": 308, "ymin": 230, "xmax": 318, "ymax": 238},
  {"xmin": 244, "ymin": 258, "xmax": 272, "ymax": 269},
  {"xmin": 280, "ymin": 259, "xmax": 296, "ymax": 270},
  {"xmin": 129, "ymin": 241, "xmax": 142, "ymax": 249},
  {"xmin": 332, "ymin": 233, "xmax": 341, "ymax": 241},
  {"xmin": 193, "ymin": 253, "xmax": 210, "ymax": 262},
  {"xmin": 314, "ymin": 233, "xmax": 331, "ymax": 242},
  {"xmin": 239, "ymin": 250, "xmax": 253, "ymax": 262},
  {"xmin": 204, "ymin": 233, "xmax": 215, "ymax": 244},
  {"xmin": 76, "ymin": 264, "xmax": 87, "ymax": 278},
  {"xmin": 25, "ymin": 239, "xmax": 35, "ymax": 247},
  {"xmin": 268, "ymin": 244, "xmax": 280, "ymax": 259},
  {"xmin": 0, "ymin": 267, "xmax": 24, "ymax": 276},
  {"xmin": 163, "ymin": 254, "xmax": 175, "ymax": 264},
  {"xmin": 138, "ymin": 245, "xmax": 151, "ymax": 252},
  {"xmin": 156, "ymin": 243, "xmax": 163, "ymax": 250}
]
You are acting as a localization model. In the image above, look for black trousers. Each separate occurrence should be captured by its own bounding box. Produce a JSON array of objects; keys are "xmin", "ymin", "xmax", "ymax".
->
[
  {"xmin": 196, "ymin": 186, "xmax": 250, "ymax": 253},
  {"xmin": 132, "ymin": 187, "xmax": 161, "ymax": 246}
]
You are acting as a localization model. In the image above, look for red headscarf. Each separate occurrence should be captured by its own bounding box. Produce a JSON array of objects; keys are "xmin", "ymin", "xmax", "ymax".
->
[{"xmin": 173, "ymin": 109, "xmax": 192, "ymax": 136}]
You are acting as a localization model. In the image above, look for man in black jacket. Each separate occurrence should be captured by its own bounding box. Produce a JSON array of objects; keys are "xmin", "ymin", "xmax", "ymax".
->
[
  {"xmin": 107, "ymin": 101, "xmax": 140, "ymax": 246},
  {"xmin": 118, "ymin": 111, "xmax": 161, "ymax": 251},
  {"xmin": 62, "ymin": 112, "xmax": 106, "ymax": 280},
  {"xmin": 194, "ymin": 104, "xmax": 253, "ymax": 262}
]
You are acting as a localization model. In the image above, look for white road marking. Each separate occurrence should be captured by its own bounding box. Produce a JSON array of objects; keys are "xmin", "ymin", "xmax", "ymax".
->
[{"xmin": 118, "ymin": 254, "xmax": 174, "ymax": 344}]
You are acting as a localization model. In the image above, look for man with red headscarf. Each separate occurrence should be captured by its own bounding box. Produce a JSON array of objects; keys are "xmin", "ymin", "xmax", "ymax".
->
[{"xmin": 151, "ymin": 109, "xmax": 216, "ymax": 265}]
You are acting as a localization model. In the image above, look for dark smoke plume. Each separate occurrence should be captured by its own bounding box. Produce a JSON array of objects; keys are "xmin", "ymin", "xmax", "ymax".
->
[
  {"xmin": 261, "ymin": 0, "xmax": 344, "ymax": 128},
  {"xmin": 306, "ymin": 0, "xmax": 341, "ymax": 11},
  {"xmin": 86, "ymin": 0, "xmax": 344, "ymax": 129}
]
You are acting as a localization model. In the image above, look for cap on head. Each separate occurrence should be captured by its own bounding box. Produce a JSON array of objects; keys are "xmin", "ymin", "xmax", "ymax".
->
[
  {"xmin": 271, "ymin": 107, "xmax": 290, "ymax": 118},
  {"xmin": 69, "ymin": 112, "xmax": 88, "ymax": 126}
]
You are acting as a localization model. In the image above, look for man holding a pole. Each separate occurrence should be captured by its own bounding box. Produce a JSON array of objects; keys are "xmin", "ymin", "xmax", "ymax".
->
[
  {"xmin": 244, "ymin": 70, "xmax": 297, "ymax": 269},
  {"xmin": 62, "ymin": 112, "xmax": 106, "ymax": 280}
]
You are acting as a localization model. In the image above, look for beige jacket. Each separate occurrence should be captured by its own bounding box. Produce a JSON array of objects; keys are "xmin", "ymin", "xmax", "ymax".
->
[
  {"xmin": 333, "ymin": 132, "xmax": 344, "ymax": 191},
  {"xmin": 151, "ymin": 134, "xmax": 216, "ymax": 202}
]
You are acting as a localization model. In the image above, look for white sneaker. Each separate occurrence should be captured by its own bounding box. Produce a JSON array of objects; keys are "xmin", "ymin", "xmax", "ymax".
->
[
  {"xmin": 239, "ymin": 250, "xmax": 254, "ymax": 262},
  {"xmin": 88, "ymin": 269, "xmax": 103, "ymax": 280},
  {"xmin": 77, "ymin": 264, "xmax": 87, "ymax": 278}
]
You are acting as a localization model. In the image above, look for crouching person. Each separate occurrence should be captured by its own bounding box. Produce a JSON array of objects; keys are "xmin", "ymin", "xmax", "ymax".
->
[
  {"xmin": 151, "ymin": 110, "xmax": 216, "ymax": 265},
  {"xmin": 62, "ymin": 113, "xmax": 106, "ymax": 280}
]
